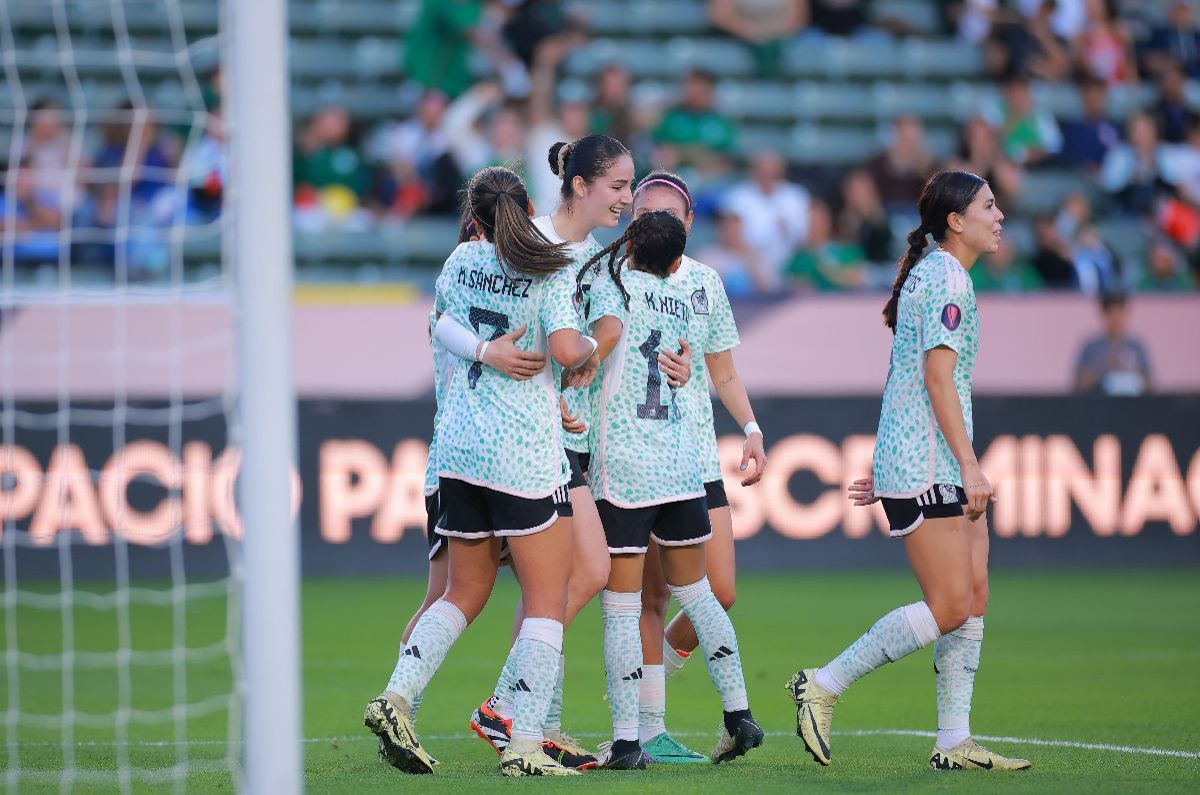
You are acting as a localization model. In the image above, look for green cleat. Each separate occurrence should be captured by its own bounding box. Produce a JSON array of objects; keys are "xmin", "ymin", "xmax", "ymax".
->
[{"xmin": 642, "ymin": 732, "xmax": 708, "ymax": 764}]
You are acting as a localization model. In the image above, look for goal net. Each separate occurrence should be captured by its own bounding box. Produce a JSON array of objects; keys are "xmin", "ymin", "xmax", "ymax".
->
[{"xmin": 1, "ymin": 1, "xmax": 296, "ymax": 790}]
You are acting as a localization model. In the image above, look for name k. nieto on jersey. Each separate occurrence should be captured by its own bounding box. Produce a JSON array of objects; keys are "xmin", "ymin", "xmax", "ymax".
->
[
  {"xmin": 457, "ymin": 266, "xmax": 533, "ymax": 298},
  {"xmin": 642, "ymin": 290, "xmax": 690, "ymax": 321}
]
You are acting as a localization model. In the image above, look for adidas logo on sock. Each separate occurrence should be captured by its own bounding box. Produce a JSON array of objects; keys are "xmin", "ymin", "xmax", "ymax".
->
[
  {"xmin": 403, "ymin": 645, "xmax": 422, "ymax": 660},
  {"xmin": 708, "ymin": 645, "xmax": 735, "ymax": 661},
  {"xmin": 511, "ymin": 679, "xmax": 533, "ymax": 693},
  {"xmin": 621, "ymin": 667, "xmax": 643, "ymax": 681}
]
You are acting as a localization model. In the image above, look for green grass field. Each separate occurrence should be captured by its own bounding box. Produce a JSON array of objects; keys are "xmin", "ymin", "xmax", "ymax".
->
[{"xmin": 4, "ymin": 569, "xmax": 1199, "ymax": 792}]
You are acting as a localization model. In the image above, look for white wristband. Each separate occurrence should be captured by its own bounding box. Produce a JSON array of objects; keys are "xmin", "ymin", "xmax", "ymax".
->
[
  {"xmin": 582, "ymin": 335, "xmax": 598, "ymax": 358},
  {"xmin": 477, "ymin": 339, "xmax": 492, "ymax": 363},
  {"xmin": 743, "ymin": 421, "xmax": 762, "ymax": 437}
]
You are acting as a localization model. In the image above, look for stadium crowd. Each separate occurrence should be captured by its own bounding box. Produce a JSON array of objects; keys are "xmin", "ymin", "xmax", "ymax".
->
[{"xmin": 3, "ymin": 0, "xmax": 1200, "ymax": 294}]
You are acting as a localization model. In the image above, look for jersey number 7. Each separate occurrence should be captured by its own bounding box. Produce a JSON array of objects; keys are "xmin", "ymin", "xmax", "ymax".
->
[{"xmin": 467, "ymin": 306, "xmax": 510, "ymax": 389}]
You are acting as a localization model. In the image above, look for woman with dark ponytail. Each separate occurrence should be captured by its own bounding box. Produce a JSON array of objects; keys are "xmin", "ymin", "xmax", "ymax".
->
[
  {"xmin": 787, "ymin": 170, "xmax": 1031, "ymax": 774},
  {"xmin": 365, "ymin": 166, "xmax": 602, "ymax": 778},
  {"xmin": 582, "ymin": 210, "xmax": 763, "ymax": 769}
]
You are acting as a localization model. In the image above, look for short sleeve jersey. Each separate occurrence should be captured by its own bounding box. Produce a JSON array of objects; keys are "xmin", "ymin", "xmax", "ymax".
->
[
  {"xmin": 588, "ymin": 267, "xmax": 705, "ymax": 507},
  {"xmin": 674, "ymin": 256, "xmax": 742, "ymax": 483},
  {"xmin": 433, "ymin": 241, "xmax": 576, "ymax": 497},
  {"xmin": 423, "ymin": 307, "xmax": 457, "ymax": 495},
  {"xmin": 873, "ymin": 250, "xmax": 979, "ymax": 497},
  {"xmin": 533, "ymin": 215, "xmax": 603, "ymax": 453}
]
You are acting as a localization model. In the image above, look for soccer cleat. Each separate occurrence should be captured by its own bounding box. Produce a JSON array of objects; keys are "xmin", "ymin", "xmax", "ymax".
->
[
  {"xmin": 499, "ymin": 746, "xmax": 582, "ymax": 777},
  {"xmin": 597, "ymin": 738, "xmax": 649, "ymax": 770},
  {"xmin": 542, "ymin": 731, "xmax": 599, "ymax": 770},
  {"xmin": 785, "ymin": 668, "xmax": 838, "ymax": 766},
  {"xmin": 711, "ymin": 713, "xmax": 765, "ymax": 763},
  {"xmin": 363, "ymin": 692, "xmax": 437, "ymax": 774},
  {"xmin": 469, "ymin": 697, "xmax": 512, "ymax": 755},
  {"xmin": 642, "ymin": 732, "xmax": 708, "ymax": 764},
  {"xmin": 930, "ymin": 739, "xmax": 1032, "ymax": 771}
]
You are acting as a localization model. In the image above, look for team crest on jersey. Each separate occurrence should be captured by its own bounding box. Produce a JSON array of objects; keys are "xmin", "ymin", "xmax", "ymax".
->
[
  {"xmin": 691, "ymin": 287, "xmax": 710, "ymax": 315},
  {"xmin": 941, "ymin": 303, "xmax": 962, "ymax": 330},
  {"xmin": 938, "ymin": 483, "xmax": 958, "ymax": 504}
]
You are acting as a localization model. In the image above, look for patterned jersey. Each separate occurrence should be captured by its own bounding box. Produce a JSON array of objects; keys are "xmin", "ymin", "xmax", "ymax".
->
[
  {"xmin": 433, "ymin": 240, "xmax": 576, "ymax": 497},
  {"xmin": 422, "ymin": 307, "xmax": 457, "ymax": 495},
  {"xmin": 873, "ymin": 249, "xmax": 979, "ymax": 497},
  {"xmin": 533, "ymin": 214, "xmax": 604, "ymax": 453},
  {"xmin": 588, "ymin": 267, "xmax": 705, "ymax": 507},
  {"xmin": 673, "ymin": 256, "xmax": 742, "ymax": 483}
]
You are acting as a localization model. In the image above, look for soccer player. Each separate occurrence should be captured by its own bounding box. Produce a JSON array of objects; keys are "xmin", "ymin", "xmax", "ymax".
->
[
  {"xmin": 363, "ymin": 166, "xmax": 598, "ymax": 777},
  {"xmin": 625, "ymin": 172, "xmax": 767, "ymax": 764},
  {"xmin": 585, "ymin": 210, "xmax": 764, "ymax": 769},
  {"xmin": 785, "ymin": 170, "xmax": 1031, "ymax": 772}
]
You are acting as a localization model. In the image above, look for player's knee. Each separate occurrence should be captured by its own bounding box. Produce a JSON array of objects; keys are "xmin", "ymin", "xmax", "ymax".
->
[
  {"xmin": 929, "ymin": 596, "xmax": 972, "ymax": 635},
  {"xmin": 576, "ymin": 554, "xmax": 610, "ymax": 600},
  {"xmin": 713, "ymin": 582, "xmax": 736, "ymax": 612}
]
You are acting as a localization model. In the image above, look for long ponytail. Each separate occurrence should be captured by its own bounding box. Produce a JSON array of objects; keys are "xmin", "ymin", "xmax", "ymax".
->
[
  {"xmin": 883, "ymin": 169, "xmax": 987, "ymax": 332},
  {"xmin": 468, "ymin": 166, "xmax": 571, "ymax": 277},
  {"xmin": 882, "ymin": 225, "xmax": 929, "ymax": 331}
]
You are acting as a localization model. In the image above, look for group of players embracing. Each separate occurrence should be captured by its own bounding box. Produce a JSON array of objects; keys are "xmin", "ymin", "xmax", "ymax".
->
[{"xmin": 362, "ymin": 133, "xmax": 1032, "ymax": 778}]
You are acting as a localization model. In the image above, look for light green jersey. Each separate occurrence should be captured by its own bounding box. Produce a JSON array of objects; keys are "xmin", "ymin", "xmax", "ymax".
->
[
  {"xmin": 873, "ymin": 249, "xmax": 979, "ymax": 497},
  {"xmin": 423, "ymin": 307, "xmax": 457, "ymax": 495},
  {"xmin": 673, "ymin": 256, "xmax": 741, "ymax": 484},
  {"xmin": 588, "ymin": 267, "xmax": 705, "ymax": 507},
  {"xmin": 533, "ymin": 214, "xmax": 603, "ymax": 453},
  {"xmin": 433, "ymin": 241, "xmax": 576, "ymax": 497}
]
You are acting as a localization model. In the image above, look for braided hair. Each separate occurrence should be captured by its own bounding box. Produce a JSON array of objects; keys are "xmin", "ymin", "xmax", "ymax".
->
[{"xmin": 579, "ymin": 210, "xmax": 687, "ymax": 310}]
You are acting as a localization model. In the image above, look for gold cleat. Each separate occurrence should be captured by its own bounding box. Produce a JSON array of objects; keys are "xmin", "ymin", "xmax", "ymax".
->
[
  {"xmin": 499, "ymin": 745, "xmax": 583, "ymax": 776},
  {"xmin": 930, "ymin": 738, "xmax": 1032, "ymax": 771},
  {"xmin": 785, "ymin": 668, "xmax": 838, "ymax": 766},
  {"xmin": 363, "ymin": 691, "xmax": 437, "ymax": 774}
]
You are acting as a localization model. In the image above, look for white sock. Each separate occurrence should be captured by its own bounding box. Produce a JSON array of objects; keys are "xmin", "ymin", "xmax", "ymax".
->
[
  {"xmin": 511, "ymin": 617, "xmax": 564, "ymax": 744},
  {"xmin": 663, "ymin": 636, "xmax": 689, "ymax": 678},
  {"xmin": 384, "ymin": 600, "xmax": 468, "ymax": 703},
  {"xmin": 935, "ymin": 615, "xmax": 984, "ymax": 750},
  {"xmin": 601, "ymin": 590, "xmax": 643, "ymax": 743},
  {"xmin": 638, "ymin": 664, "xmax": 667, "ymax": 742},
  {"xmin": 668, "ymin": 577, "xmax": 748, "ymax": 712},
  {"xmin": 817, "ymin": 601, "xmax": 941, "ymax": 697},
  {"xmin": 492, "ymin": 642, "xmax": 519, "ymax": 720}
]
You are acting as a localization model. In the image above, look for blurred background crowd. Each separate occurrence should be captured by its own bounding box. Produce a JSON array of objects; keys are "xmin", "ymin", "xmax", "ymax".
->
[{"xmin": 5, "ymin": 0, "xmax": 1200, "ymax": 301}]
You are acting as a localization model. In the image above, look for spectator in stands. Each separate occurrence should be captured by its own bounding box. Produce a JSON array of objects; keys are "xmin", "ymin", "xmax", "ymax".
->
[
  {"xmin": 866, "ymin": 115, "xmax": 936, "ymax": 211},
  {"xmin": 708, "ymin": 0, "xmax": 808, "ymax": 77},
  {"xmin": 1153, "ymin": 60, "xmax": 1192, "ymax": 144},
  {"xmin": 695, "ymin": 209, "xmax": 776, "ymax": 298},
  {"xmin": 993, "ymin": 74, "xmax": 1062, "ymax": 166},
  {"xmin": 1100, "ymin": 111, "xmax": 1172, "ymax": 216},
  {"xmin": 525, "ymin": 36, "xmax": 591, "ymax": 214},
  {"xmin": 438, "ymin": 82, "xmax": 528, "ymax": 178},
  {"xmin": 1058, "ymin": 76, "xmax": 1121, "ymax": 173},
  {"xmin": 1139, "ymin": 237, "xmax": 1196, "ymax": 291},
  {"xmin": 971, "ymin": 236, "xmax": 1043, "ymax": 292},
  {"xmin": 1164, "ymin": 114, "xmax": 1200, "ymax": 205},
  {"xmin": 808, "ymin": 0, "xmax": 869, "ymax": 37},
  {"xmin": 22, "ymin": 99, "xmax": 80, "ymax": 220},
  {"xmin": 590, "ymin": 63, "xmax": 637, "ymax": 144},
  {"xmin": 1075, "ymin": 0, "xmax": 1137, "ymax": 85},
  {"xmin": 951, "ymin": 0, "xmax": 998, "ymax": 45},
  {"xmin": 186, "ymin": 106, "xmax": 225, "ymax": 224},
  {"xmin": 94, "ymin": 103, "xmax": 179, "ymax": 211},
  {"xmin": 1142, "ymin": 0, "xmax": 1200, "ymax": 79},
  {"xmin": 986, "ymin": 1, "xmax": 1071, "ymax": 82},
  {"xmin": 0, "ymin": 159, "xmax": 62, "ymax": 248},
  {"xmin": 404, "ymin": 0, "xmax": 484, "ymax": 99},
  {"xmin": 785, "ymin": 198, "xmax": 866, "ymax": 291},
  {"xmin": 722, "ymin": 150, "xmax": 810, "ymax": 288},
  {"xmin": 837, "ymin": 168, "xmax": 893, "ymax": 264},
  {"xmin": 502, "ymin": 0, "xmax": 584, "ymax": 68},
  {"xmin": 366, "ymin": 93, "xmax": 462, "ymax": 218},
  {"xmin": 1032, "ymin": 214, "xmax": 1079, "ymax": 288},
  {"xmin": 948, "ymin": 116, "xmax": 1023, "ymax": 209},
  {"xmin": 1072, "ymin": 224, "xmax": 1122, "ymax": 295},
  {"xmin": 1018, "ymin": 0, "xmax": 1086, "ymax": 41},
  {"xmin": 293, "ymin": 105, "xmax": 373, "ymax": 227},
  {"xmin": 1074, "ymin": 292, "xmax": 1153, "ymax": 395},
  {"xmin": 654, "ymin": 69, "xmax": 739, "ymax": 178}
]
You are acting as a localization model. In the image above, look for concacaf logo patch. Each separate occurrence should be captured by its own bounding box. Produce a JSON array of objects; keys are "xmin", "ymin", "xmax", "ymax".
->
[
  {"xmin": 940, "ymin": 302, "xmax": 962, "ymax": 331},
  {"xmin": 691, "ymin": 287, "xmax": 710, "ymax": 315}
]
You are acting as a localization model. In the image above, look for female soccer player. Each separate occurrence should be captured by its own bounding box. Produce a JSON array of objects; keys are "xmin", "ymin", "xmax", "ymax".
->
[
  {"xmin": 440, "ymin": 137, "xmax": 689, "ymax": 765},
  {"xmin": 363, "ymin": 166, "xmax": 598, "ymax": 778},
  {"xmin": 585, "ymin": 210, "xmax": 764, "ymax": 769},
  {"xmin": 625, "ymin": 171, "xmax": 767, "ymax": 764},
  {"xmin": 785, "ymin": 170, "xmax": 1031, "ymax": 772}
]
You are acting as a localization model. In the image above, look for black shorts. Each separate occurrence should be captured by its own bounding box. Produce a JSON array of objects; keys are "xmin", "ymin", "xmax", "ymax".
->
[
  {"xmin": 881, "ymin": 483, "xmax": 966, "ymax": 538},
  {"xmin": 596, "ymin": 497, "xmax": 711, "ymax": 554},
  {"xmin": 425, "ymin": 491, "xmax": 445, "ymax": 560},
  {"xmin": 436, "ymin": 477, "xmax": 571, "ymax": 539},
  {"xmin": 704, "ymin": 479, "xmax": 729, "ymax": 510},
  {"xmin": 565, "ymin": 449, "xmax": 588, "ymax": 492}
]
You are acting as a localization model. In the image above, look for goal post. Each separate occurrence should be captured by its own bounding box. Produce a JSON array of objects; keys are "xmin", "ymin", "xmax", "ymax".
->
[{"xmin": 226, "ymin": 0, "xmax": 301, "ymax": 792}]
